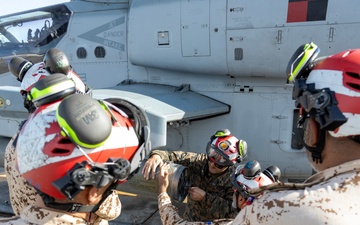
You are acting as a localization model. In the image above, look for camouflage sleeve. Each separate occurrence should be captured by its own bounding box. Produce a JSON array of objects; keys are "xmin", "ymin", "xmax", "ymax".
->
[
  {"xmin": 151, "ymin": 150, "xmax": 206, "ymax": 167},
  {"xmin": 204, "ymin": 189, "xmax": 239, "ymax": 219},
  {"xmin": 4, "ymin": 131, "xmax": 37, "ymax": 216},
  {"xmin": 158, "ymin": 192, "xmax": 205, "ymax": 225},
  {"xmin": 95, "ymin": 190, "xmax": 121, "ymax": 220},
  {"xmin": 158, "ymin": 193, "xmax": 234, "ymax": 225}
]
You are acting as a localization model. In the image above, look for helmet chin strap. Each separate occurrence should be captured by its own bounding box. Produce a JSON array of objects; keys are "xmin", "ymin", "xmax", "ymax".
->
[{"xmin": 303, "ymin": 129, "xmax": 326, "ymax": 164}]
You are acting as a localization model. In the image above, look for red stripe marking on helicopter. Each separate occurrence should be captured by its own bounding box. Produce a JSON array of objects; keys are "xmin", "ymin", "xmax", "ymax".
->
[{"xmin": 287, "ymin": 0, "xmax": 328, "ymax": 23}]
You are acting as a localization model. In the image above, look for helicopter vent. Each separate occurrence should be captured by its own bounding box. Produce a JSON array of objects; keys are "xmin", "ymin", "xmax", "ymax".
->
[
  {"xmin": 76, "ymin": 47, "xmax": 87, "ymax": 59},
  {"xmin": 95, "ymin": 46, "xmax": 106, "ymax": 58},
  {"xmin": 234, "ymin": 48, "xmax": 243, "ymax": 60}
]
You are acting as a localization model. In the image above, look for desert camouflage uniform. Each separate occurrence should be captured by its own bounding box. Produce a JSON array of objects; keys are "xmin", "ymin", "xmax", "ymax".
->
[
  {"xmin": 232, "ymin": 159, "xmax": 360, "ymax": 225},
  {"xmin": 0, "ymin": 205, "xmax": 109, "ymax": 225},
  {"xmin": 4, "ymin": 131, "xmax": 122, "ymax": 220},
  {"xmin": 158, "ymin": 192, "xmax": 233, "ymax": 225},
  {"xmin": 152, "ymin": 150, "xmax": 238, "ymax": 222},
  {"xmin": 4, "ymin": 131, "xmax": 36, "ymax": 216}
]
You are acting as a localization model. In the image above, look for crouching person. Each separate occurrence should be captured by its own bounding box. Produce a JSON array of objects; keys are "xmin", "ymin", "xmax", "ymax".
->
[{"xmin": 157, "ymin": 161, "xmax": 280, "ymax": 225}]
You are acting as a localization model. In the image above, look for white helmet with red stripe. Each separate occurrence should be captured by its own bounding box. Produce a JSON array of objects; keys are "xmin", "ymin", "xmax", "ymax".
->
[
  {"xmin": 16, "ymin": 94, "xmax": 141, "ymax": 202},
  {"xmin": 231, "ymin": 161, "xmax": 276, "ymax": 193},
  {"xmin": 230, "ymin": 160, "xmax": 280, "ymax": 208},
  {"xmin": 287, "ymin": 43, "xmax": 360, "ymax": 162},
  {"xmin": 206, "ymin": 129, "xmax": 247, "ymax": 167},
  {"xmin": 305, "ymin": 49, "xmax": 360, "ymax": 137}
]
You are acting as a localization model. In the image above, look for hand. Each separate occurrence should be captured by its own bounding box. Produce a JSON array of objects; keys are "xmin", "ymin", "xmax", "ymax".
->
[
  {"xmin": 188, "ymin": 187, "xmax": 206, "ymax": 201},
  {"xmin": 158, "ymin": 162, "xmax": 170, "ymax": 194},
  {"xmin": 237, "ymin": 194, "xmax": 247, "ymax": 209},
  {"xmin": 142, "ymin": 154, "xmax": 164, "ymax": 180}
]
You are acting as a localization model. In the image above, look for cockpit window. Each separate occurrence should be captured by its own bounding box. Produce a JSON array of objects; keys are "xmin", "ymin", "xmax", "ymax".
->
[{"xmin": 0, "ymin": 5, "xmax": 70, "ymax": 58}]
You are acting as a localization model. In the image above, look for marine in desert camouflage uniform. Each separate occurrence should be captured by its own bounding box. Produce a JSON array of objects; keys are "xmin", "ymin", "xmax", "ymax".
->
[
  {"xmin": 1, "ymin": 92, "xmax": 139, "ymax": 224},
  {"xmin": 232, "ymin": 161, "xmax": 360, "ymax": 224},
  {"xmin": 4, "ymin": 131, "xmax": 37, "ymax": 216},
  {"xmin": 2, "ymin": 53, "xmax": 122, "ymax": 222},
  {"xmin": 232, "ymin": 43, "xmax": 360, "ymax": 224},
  {"xmin": 158, "ymin": 191, "xmax": 233, "ymax": 225},
  {"xmin": 142, "ymin": 129, "xmax": 248, "ymax": 222},
  {"xmin": 0, "ymin": 191, "xmax": 120, "ymax": 225}
]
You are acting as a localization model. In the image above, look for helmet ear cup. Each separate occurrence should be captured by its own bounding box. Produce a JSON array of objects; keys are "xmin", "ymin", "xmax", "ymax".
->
[
  {"xmin": 243, "ymin": 160, "xmax": 261, "ymax": 179},
  {"xmin": 27, "ymin": 73, "xmax": 76, "ymax": 107},
  {"xmin": 287, "ymin": 42, "xmax": 320, "ymax": 82},
  {"xmin": 8, "ymin": 56, "xmax": 33, "ymax": 81},
  {"xmin": 263, "ymin": 165, "xmax": 281, "ymax": 182},
  {"xmin": 236, "ymin": 139, "xmax": 248, "ymax": 163},
  {"xmin": 44, "ymin": 48, "xmax": 71, "ymax": 74},
  {"xmin": 56, "ymin": 94, "xmax": 112, "ymax": 148}
]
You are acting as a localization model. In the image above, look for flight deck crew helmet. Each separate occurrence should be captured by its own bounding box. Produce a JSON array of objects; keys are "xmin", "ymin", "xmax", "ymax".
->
[
  {"xmin": 16, "ymin": 94, "xmax": 142, "ymax": 212},
  {"xmin": 14, "ymin": 61, "xmax": 51, "ymax": 113},
  {"xmin": 230, "ymin": 160, "xmax": 280, "ymax": 201},
  {"xmin": 287, "ymin": 42, "xmax": 360, "ymax": 163},
  {"xmin": 18, "ymin": 60, "xmax": 86, "ymax": 112},
  {"xmin": 206, "ymin": 129, "xmax": 248, "ymax": 167}
]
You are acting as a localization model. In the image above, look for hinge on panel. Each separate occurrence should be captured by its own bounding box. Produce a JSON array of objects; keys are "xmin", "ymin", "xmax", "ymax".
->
[
  {"xmin": 236, "ymin": 85, "xmax": 253, "ymax": 93},
  {"xmin": 272, "ymin": 115, "xmax": 287, "ymax": 119},
  {"xmin": 277, "ymin": 30, "xmax": 283, "ymax": 44},
  {"xmin": 270, "ymin": 140, "xmax": 285, "ymax": 144},
  {"xmin": 328, "ymin": 27, "xmax": 335, "ymax": 42}
]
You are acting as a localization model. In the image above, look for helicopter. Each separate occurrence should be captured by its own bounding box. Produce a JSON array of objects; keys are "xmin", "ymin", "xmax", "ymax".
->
[{"xmin": 0, "ymin": 0, "xmax": 360, "ymax": 223}]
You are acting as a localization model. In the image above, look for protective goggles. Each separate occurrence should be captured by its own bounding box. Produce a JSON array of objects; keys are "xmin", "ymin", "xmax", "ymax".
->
[
  {"xmin": 208, "ymin": 157, "xmax": 227, "ymax": 169},
  {"xmin": 287, "ymin": 42, "xmax": 320, "ymax": 83},
  {"xmin": 207, "ymin": 142, "xmax": 231, "ymax": 167}
]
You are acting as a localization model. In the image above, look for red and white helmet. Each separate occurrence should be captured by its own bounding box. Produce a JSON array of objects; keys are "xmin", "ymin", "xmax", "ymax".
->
[
  {"xmin": 206, "ymin": 129, "xmax": 247, "ymax": 167},
  {"xmin": 288, "ymin": 44, "xmax": 360, "ymax": 162},
  {"xmin": 304, "ymin": 49, "xmax": 360, "ymax": 137},
  {"xmin": 231, "ymin": 160, "xmax": 279, "ymax": 204},
  {"xmin": 16, "ymin": 94, "xmax": 141, "ymax": 200}
]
